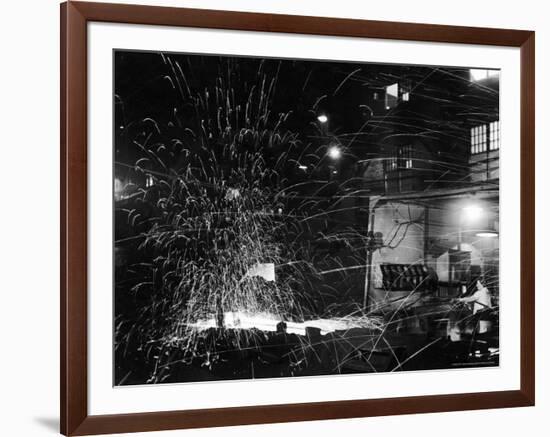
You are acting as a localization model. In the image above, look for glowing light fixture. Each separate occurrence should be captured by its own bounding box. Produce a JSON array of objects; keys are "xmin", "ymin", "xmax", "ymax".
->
[
  {"xmin": 476, "ymin": 231, "xmax": 499, "ymax": 238},
  {"xmin": 317, "ymin": 114, "xmax": 328, "ymax": 123},
  {"xmin": 462, "ymin": 205, "xmax": 484, "ymax": 222},
  {"xmin": 328, "ymin": 146, "xmax": 342, "ymax": 160},
  {"xmin": 476, "ymin": 221, "xmax": 499, "ymax": 238},
  {"xmin": 460, "ymin": 203, "xmax": 499, "ymax": 237},
  {"xmin": 298, "ymin": 165, "xmax": 308, "ymax": 171},
  {"xmin": 114, "ymin": 178, "xmax": 124, "ymax": 201}
]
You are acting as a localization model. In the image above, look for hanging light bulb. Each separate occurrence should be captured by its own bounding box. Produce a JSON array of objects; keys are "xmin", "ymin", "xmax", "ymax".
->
[{"xmin": 328, "ymin": 146, "xmax": 342, "ymax": 160}]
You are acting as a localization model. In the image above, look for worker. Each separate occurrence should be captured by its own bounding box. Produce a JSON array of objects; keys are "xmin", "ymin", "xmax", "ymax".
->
[{"xmin": 457, "ymin": 280, "xmax": 493, "ymax": 334}]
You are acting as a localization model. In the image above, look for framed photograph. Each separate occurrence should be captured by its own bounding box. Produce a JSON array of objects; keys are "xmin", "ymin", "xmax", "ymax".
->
[{"xmin": 61, "ymin": 1, "xmax": 535, "ymax": 435}]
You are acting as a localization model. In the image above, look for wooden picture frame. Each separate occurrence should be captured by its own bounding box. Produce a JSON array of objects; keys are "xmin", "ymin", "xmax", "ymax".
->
[{"xmin": 61, "ymin": 1, "xmax": 535, "ymax": 435}]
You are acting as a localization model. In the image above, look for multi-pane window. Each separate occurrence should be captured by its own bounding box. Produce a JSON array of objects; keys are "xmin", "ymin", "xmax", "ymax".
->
[
  {"xmin": 470, "ymin": 121, "xmax": 500, "ymax": 155},
  {"xmin": 399, "ymin": 145, "xmax": 413, "ymax": 169},
  {"xmin": 470, "ymin": 69, "xmax": 500, "ymax": 82},
  {"xmin": 384, "ymin": 156, "xmax": 398, "ymax": 172},
  {"xmin": 489, "ymin": 120, "xmax": 501, "ymax": 151},
  {"xmin": 385, "ymin": 145, "xmax": 414, "ymax": 172},
  {"xmin": 471, "ymin": 124, "xmax": 487, "ymax": 154}
]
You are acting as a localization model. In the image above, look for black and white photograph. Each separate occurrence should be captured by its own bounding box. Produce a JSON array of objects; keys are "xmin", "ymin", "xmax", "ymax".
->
[
  {"xmin": 1, "ymin": 0, "xmax": 545, "ymax": 435},
  {"xmin": 113, "ymin": 50, "xmax": 500, "ymax": 386}
]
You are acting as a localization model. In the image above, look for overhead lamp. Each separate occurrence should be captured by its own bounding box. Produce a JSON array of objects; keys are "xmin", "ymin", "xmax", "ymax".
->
[
  {"xmin": 462, "ymin": 205, "xmax": 484, "ymax": 222},
  {"xmin": 475, "ymin": 221, "xmax": 499, "ymax": 238},
  {"xmin": 328, "ymin": 146, "xmax": 342, "ymax": 160},
  {"xmin": 476, "ymin": 231, "xmax": 498, "ymax": 238}
]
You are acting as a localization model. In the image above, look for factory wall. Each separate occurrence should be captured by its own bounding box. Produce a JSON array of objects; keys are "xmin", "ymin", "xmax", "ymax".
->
[{"xmin": 368, "ymin": 198, "xmax": 493, "ymax": 312}]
